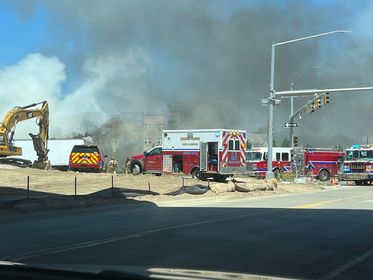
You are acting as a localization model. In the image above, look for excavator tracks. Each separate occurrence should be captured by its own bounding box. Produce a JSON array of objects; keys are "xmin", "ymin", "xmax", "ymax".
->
[{"xmin": 0, "ymin": 158, "xmax": 32, "ymax": 168}]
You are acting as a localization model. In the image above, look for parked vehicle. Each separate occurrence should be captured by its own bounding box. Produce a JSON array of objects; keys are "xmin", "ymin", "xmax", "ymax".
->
[
  {"xmin": 339, "ymin": 144, "xmax": 373, "ymax": 185},
  {"xmin": 13, "ymin": 138, "xmax": 84, "ymax": 170},
  {"xmin": 292, "ymin": 147, "xmax": 344, "ymax": 181},
  {"xmin": 69, "ymin": 144, "xmax": 106, "ymax": 172},
  {"xmin": 129, "ymin": 129, "xmax": 247, "ymax": 181},
  {"xmin": 246, "ymin": 147, "xmax": 292, "ymax": 178}
]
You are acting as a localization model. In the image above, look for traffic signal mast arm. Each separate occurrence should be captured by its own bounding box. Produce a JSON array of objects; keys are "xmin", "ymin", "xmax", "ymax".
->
[
  {"xmin": 276, "ymin": 86, "xmax": 373, "ymax": 97},
  {"xmin": 290, "ymin": 92, "xmax": 332, "ymax": 119},
  {"xmin": 290, "ymin": 95, "xmax": 320, "ymax": 120},
  {"xmin": 285, "ymin": 87, "xmax": 373, "ymax": 120},
  {"xmin": 291, "ymin": 101, "xmax": 310, "ymax": 120}
]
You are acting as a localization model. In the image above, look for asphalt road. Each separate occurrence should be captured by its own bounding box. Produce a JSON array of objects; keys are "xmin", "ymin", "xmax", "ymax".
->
[{"xmin": 2, "ymin": 185, "xmax": 373, "ymax": 279}]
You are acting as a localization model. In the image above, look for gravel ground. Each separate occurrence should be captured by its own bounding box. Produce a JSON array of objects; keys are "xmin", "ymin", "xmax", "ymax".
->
[{"xmin": 0, "ymin": 166, "xmax": 332, "ymax": 205}]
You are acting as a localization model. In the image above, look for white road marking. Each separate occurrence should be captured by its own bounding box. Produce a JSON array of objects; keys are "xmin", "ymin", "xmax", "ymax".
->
[
  {"xmin": 3, "ymin": 208, "xmax": 285, "ymax": 262},
  {"xmin": 320, "ymin": 247, "xmax": 373, "ymax": 279}
]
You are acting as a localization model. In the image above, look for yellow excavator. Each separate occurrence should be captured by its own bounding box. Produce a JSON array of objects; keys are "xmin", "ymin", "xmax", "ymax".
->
[{"xmin": 0, "ymin": 101, "xmax": 50, "ymax": 169}]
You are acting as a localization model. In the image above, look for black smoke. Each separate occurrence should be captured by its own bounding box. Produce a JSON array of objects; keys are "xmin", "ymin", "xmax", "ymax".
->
[{"xmin": 6, "ymin": 0, "xmax": 373, "ymax": 149}]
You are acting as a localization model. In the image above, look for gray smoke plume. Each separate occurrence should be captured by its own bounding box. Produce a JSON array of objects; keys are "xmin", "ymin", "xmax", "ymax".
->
[{"xmin": 4, "ymin": 0, "xmax": 373, "ymax": 154}]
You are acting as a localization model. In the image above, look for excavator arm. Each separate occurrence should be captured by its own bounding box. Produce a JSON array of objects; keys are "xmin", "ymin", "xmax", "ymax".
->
[{"xmin": 0, "ymin": 101, "xmax": 49, "ymax": 168}]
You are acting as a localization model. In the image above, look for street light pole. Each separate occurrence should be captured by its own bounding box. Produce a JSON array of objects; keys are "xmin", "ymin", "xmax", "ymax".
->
[
  {"xmin": 267, "ymin": 44, "xmax": 276, "ymax": 178},
  {"xmin": 266, "ymin": 30, "xmax": 350, "ymax": 179}
]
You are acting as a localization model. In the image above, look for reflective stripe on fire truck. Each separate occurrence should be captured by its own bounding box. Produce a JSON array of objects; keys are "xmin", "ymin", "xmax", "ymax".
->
[
  {"xmin": 221, "ymin": 132, "xmax": 230, "ymax": 167},
  {"xmin": 283, "ymin": 165, "xmax": 291, "ymax": 171},
  {"xmin": 238, "ymin": 133, "xmax": 246, "ymax": 166},
  {"xmin": 307, "ymin": 161, "xmax": 338, "ymax": 170},
  {"xmin": 70, "ymin": 152, "xmax": 99, "ymax": 164},
  {"xmin": 221, "ymin": 131, "xmax": 246, "ymax": 167}
]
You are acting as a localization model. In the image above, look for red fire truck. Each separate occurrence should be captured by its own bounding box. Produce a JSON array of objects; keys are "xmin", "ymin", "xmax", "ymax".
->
[
  {"xmin": 246, "ymin": 147, "xmax": 292, "ymax": 178},
  {"xmin": 339, "ymin": 144, "xmax": 373, "ymax": 185},
  {"xmin": 129, "ymin": 129, "xmax": 247, "ymax": 181},
  {"xmin": 292, "ymin": 148, "xmax": 344, "ymax": 181}
]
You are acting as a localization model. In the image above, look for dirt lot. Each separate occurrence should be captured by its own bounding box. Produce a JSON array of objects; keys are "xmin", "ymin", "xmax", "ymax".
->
[{"xmin": 0, "ymin": 165, "xmax": 333, "ymax": 205}]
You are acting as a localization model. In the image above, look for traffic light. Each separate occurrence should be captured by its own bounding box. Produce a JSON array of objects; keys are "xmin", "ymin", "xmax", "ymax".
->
[
  {"xmin": 292, "ymin": 135, "xmax": 299, "ymax": 147},
  {"xmin": 323, "ymin": 92, "xmax": 330, "ymax": 104},
  {"xmin": 315, "ymin": 96, "xmax": 322, "ymax": 109},
  {"xmin": 308, "ymin": 100, "xmax": 315, "ymax": 113}
]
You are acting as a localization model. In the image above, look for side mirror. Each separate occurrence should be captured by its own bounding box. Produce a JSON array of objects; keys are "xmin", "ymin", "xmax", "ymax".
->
[{"xmin": 143, "ymin": 151, "xmax": 147, "ymax": 156}]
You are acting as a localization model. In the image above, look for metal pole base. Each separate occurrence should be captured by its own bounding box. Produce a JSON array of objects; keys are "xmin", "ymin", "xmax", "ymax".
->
[{"xmin": 266, "ymin": 171, "xmax": 275, "ymax": 179}]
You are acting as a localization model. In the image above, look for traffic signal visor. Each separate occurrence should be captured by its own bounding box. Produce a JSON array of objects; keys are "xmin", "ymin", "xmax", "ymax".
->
[
  {"xmin": 315, "ymin": 97, "xmax": 322, "ymax": 108},
  {"xmin": 308, "ymin": 101, "xmax": 315, "ymax": 113},
  {"xmin": 323, "ymin": 92, "xmax": 330, "ymax": 104},
  {"xmin": 293, "ymin": 136, "xmax": 299, "ymax": 147}
]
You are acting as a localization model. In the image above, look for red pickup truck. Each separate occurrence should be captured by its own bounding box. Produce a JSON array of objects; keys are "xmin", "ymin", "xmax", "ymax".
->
[{"xmin": 129, "ymin": 146, "xmax": 162, "ymax": 175}]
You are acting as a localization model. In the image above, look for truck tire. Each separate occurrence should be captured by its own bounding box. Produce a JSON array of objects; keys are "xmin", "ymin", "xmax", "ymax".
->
[
  {"xmin": 318, "ymin": 169, "xmax": 330, "ymax": 181},
  {"xmin": 131, "ymin": 163, "xmax": 141, "ymax": 175},
  {"xmin": 191, "ymin": 168, "xmax": 201, "ymax": 179},
  {"xmin": 356, "ymin": 180, "xmax": 363, "ymax": 186}
]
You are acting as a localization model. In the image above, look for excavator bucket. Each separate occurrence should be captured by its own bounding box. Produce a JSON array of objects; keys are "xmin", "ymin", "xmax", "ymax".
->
[{"xmin": 29, "ymin": 133, "xmax": 50, "ymax": 170}]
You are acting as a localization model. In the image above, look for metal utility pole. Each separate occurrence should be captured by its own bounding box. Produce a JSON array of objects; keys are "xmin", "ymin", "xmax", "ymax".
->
[
  {"xmin": 266, "ymin": 30, "xmax": 350, "ymax": 179},
  {"xmin": 289, "ymin": 82, "xmax": 295, "ymax": 146}
]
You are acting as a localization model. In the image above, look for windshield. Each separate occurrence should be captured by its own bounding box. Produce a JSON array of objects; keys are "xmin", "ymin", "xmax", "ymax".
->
[
  {"xmin": 246, "ymin": 151, "xmax": 262, "ymax": 161},
  {"xmin": 359, "ymin": 150, "xmax": 373, "ymax": 160},
  {"xmin": 346, "ymin": 149, "xmax": 373, "ymax": 161},
  {"xmin": 2, "ymin": 2, "xmax": 373, "ymax": 280},
  {"xmin": 72, "ymin": 145, "xmax": 99, "ymax": 154},
  {"xmin": 147, "ymin": 147, "xmax": 162, "ymax": 156},
  {"xmin": 346, "ymin": 150, "xmax": 359, "ymax": 161}
]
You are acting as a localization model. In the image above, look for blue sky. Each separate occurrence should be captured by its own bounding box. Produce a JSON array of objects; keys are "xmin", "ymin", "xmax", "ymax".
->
[{"xmin": 0, "ymin": 1, "xmax": 49, "ymax": 67}]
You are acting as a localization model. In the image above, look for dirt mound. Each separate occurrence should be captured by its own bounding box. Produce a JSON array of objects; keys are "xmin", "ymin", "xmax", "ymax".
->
[
  {"xmin": 0, "ymin": 164, "xmax": 22, "ymax": 170},
  {"xmin": 209, "ymin": 181, "xmax": 236, "ymax": 194},
  {"xmin": 232, "ymin": 178, "xmax": 278, "ymax": 192}
]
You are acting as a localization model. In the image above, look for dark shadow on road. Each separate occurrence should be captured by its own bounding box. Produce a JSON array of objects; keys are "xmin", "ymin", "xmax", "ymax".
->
[{"xmin": 0, "ymin": 186, "xmax": 158, "ymax": 214}]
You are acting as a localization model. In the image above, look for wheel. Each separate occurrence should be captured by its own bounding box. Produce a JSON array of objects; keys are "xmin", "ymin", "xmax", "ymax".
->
[
  {"xmin": 273, "ymin": 169, "xmax": 281, "ymax": 179},
  {"xmin": 191, "ymin": 168, "xmax": 201, "ymax": 179},
  {"xmin": 318, "ymin": 169, "xmax": 330, "ymax": 182},
  {"xmin": 155, "ymin": 173, "xmax": 162, "ymax": 177},
  {"xmin": 131, "ymin": 163, "xmax": 141, "ymax": 175},
  {"xmin": 355, "ymin": 180, "xmax": 363, "ymax": 186}
]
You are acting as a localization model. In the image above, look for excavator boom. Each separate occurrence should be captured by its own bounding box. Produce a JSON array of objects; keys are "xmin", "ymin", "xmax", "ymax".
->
[{"xmin": 0, "ymin": 101, "xmax": 49, "ymax": 168}]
